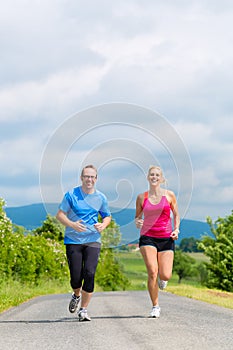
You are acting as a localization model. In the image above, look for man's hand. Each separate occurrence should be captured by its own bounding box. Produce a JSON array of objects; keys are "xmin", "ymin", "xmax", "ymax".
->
[
  {"xmin": 71, "ymin": 220, "xmax": 87, "ymax": 232},
  {"xmin": 94, "ymin": 222, "xmax": 104, "ymax": 233}
]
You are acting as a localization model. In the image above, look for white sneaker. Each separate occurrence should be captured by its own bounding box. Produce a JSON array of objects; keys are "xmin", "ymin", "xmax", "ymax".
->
[
  {"xmin": 78, "ymin": 308, "xmax": 91, "ymax": 322},
  {"xmin": 150, "ymin": 306, "xmax": 161, "ymax": 318},
  {"xmin": 158, "ymin": 278, "xmax": 168, "ymax": 290}
]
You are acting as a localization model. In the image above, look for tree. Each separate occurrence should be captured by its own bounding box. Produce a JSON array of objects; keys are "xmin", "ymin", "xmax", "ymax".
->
[
  {"xmin": 96, "ymin": 218, "xmax": 130, "ymax": 290},
  {"xmin": 173, "ymin": 250, "xmax": 196, "ymax": 283},
  {"xmin": 0, "ymin": 198, "xmax": 19, "ymax": 279},
  {"xmin": 0, "ymin": 198, "xmax": 129, "ymax": 290},
  {"xmin": 100, "ymin": 218, "xmax": 121, "ymax": 248},
  {"xmin": 96, "ymin": 248, "xmax": 130, "ymax": 291},
  {"xmin": 179, "ymin": 237, "xmax": 202, "ymax": 252},
  {"xmin": 33, "ymin": 214, "xmax": 64, "ymax": 242},
  {"xmin": 197, "ymin": 262, "xmax": 208, "ymax": 285},
  {"xmin": 198, "ymin": 212, "xmax": 233, "ymax": 292},
  {"xmin": 0, "ymin": 198, "xmax": 68, "ymax": 283}
]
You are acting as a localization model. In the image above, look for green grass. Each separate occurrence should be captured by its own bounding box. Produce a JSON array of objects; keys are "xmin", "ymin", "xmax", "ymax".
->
[
  {"xmin": 0, "ymin": 278, "xmax": 71, "ymax": 314},
  {"xmin": 1, "ymin": 251, "xmax": 232, "ymax": 313},
  {"xmin": 187, "ymin": 252, "xmax": 210, "ymax": 262},
  {"xmin": 117, "ymin": 251, "xmax": 148, "ymax": 290},
  {"xmin": 116, "ymin": 250, "xmax": 233, "ymax": 309},
  {"xmin": 167, "ymin": 284, "xmax": 233, "ymax": 309},
  {"xmin": 0, "ymin": 277, "xmax": 103, "ymax": 314}
]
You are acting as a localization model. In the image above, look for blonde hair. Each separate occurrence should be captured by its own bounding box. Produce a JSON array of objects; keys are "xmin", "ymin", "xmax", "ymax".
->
[{"xmin": 147, "ymin": 165, "xmax": 166, "ymax": 184}]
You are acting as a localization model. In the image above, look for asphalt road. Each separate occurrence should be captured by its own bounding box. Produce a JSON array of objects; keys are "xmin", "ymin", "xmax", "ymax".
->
[{"xmin": 0, "ymin": 291, "xmax": 232, "ymax": 350}]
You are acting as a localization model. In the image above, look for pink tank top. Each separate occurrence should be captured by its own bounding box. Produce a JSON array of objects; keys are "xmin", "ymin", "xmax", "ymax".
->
[{"xmin": 140, "ymin": 191, "xmax": 172, "ymax": 238}]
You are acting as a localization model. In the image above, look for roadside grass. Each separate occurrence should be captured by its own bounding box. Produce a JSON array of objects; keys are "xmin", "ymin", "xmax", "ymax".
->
[
  {"xmin": 167, "ymin": 284, "xmax": 233, "ymax": 309},
  {"xmin": 0, "ymin": 278, "xmax": 71, "ymax": 314},
  {"xmin": 0, "ymin": 278, "xmax": 103, "ymax": 314},
  {"xmin": 116, "ymin": 250, "xmax": 233, "ymax": 310},
  {"xmin": 116, "ymin": 250, "xmax": 148, "ymax": 291},
  {"xmin": 1, "ymin": 251, "xmax": 232, "ymax": 313}
]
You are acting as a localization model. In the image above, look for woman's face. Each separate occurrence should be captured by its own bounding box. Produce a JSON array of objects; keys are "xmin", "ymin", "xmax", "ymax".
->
[{"xmin": 147, "ymin": 168, "xmax": 163, "ymax": 185}]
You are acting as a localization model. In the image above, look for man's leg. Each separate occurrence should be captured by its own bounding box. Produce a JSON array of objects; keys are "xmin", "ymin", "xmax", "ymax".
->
[
  {"xmin": 66, "ymin": 245, "xmax": 83, "ymax": 313},
  {"xmin": 81, "ymin": 244, "xmax": 101, "ymax": 307}
]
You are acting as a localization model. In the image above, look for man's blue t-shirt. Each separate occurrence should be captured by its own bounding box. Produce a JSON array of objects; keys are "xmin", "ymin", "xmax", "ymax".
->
[{"xmin": 59, "ymin": 186, "xmax": 111, "ymax": 244}]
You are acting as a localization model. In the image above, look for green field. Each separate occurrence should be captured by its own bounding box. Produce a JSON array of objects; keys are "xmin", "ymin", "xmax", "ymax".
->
[
  {"xmin": 116, "ymin": 250, "xmax": 233, "ymax": 309},
  {"xmin": 187, "ymin": 252, "xmax": 210, "ymax": 262},
  {"xmin": 117, "ymin": 250, "xmax": 148, "ymax": 290},
  {"xmin": 116, "ymin": 250, "xmax": 196, "ymax": 289},
  {"xmin": 1, "ymin": 251, "xmax": 232, "ymax": 313}
]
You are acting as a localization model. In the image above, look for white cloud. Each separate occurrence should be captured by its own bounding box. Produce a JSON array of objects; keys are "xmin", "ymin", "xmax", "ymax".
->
[
  {"xmin": 1, "ymin": 185, "xmax": 42, "ymax": 208},
  {"xmin": 0, "ymin": 0, "xmax": 233, "ymax": 222},
  {"xmin": 1, "ymin": 136, "xmax": 42, "ymax": 174},
  {"xmin": 0, "ymin": 65, "xmax": 110, "ymax": 122},
  {"xmin": 193, "ymin": 167, "xmax": 220, "ymax": 193},
  {"xmin": 174, "ymin": 122, "xmax": 214, "ymax": 152}
]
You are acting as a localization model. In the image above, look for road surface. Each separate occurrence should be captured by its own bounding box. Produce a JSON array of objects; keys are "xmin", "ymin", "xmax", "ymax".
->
[{"xmin": 0, "ymin": 291, "xmax": 232, "ymax": 350}]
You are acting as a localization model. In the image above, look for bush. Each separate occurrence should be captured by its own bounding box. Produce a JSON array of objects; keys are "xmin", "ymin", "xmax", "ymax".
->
[
  {"xmin": 198, "ymin": 213, "xmax": 233, "ymax": 292},
  {"xmin": 0, "ymin": 198, "xmax": 68, "ymax": 284}
]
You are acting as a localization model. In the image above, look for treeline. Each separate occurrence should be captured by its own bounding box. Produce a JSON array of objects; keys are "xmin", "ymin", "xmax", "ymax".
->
[
  {"xmin": 173, "ymin": 215, "xmax": 233, "ymax": 292},
  {"xmin": 179, "ymin": 237, "xmax": 203, "ymax": 252},
  {"xmin": 0, "ymin": 198, "xmax": 232, "ymax": 292},
  {"xmin": 0, "ymin": 198, "xmax": 129, "ymax": 291}
]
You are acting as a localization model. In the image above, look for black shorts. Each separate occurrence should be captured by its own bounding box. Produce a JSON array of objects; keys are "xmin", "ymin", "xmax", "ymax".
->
[{"xmin": 139, "ymin": 235, "xmax": 175, "ymax": 252}]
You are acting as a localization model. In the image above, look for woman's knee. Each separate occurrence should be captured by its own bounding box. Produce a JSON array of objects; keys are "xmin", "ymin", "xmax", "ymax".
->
[
  {"xmin": 159, "ymin": 271, "xmax": 172, "ymax": 281},
  {"xmin": 148, "ymin": 269, "xmax": 158, "ymax": 281}
]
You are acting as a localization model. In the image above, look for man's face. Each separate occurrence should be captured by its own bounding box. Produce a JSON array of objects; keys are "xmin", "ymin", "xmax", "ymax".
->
[{"xmin": 81, "ymin": 168, "xmax": 97, "ymax": 191}]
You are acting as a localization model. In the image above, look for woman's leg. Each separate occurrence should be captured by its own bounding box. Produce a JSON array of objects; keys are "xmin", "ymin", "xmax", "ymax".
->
[
  {"xmin": 140, "ymin": 245, "xmax": 159, "ymax": 306},
  {"xmin": 157, "ymin": 250, "xmax": 174, "ymax": 281}
]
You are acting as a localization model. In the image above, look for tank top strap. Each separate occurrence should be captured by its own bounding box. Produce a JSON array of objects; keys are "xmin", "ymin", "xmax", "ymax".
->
[{"xmin": 142, "ymin": 191, "xmax": 149, "ymax": 208}]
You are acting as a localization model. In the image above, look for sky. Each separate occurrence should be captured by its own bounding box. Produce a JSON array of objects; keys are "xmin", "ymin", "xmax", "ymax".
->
[{"xmin": 1, "ymin": 0, "xmax": 233, "ymax": 223}]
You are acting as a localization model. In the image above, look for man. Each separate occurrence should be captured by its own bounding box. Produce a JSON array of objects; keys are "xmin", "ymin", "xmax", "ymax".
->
[{"xmin": 56, "ymin": 164, "xmax": 111, "ymax": 321}]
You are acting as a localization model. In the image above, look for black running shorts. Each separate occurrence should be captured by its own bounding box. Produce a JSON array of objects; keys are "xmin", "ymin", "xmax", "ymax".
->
[{"xmin": 139, "ymin": 235, "xmax": 175, "ymax": 252}]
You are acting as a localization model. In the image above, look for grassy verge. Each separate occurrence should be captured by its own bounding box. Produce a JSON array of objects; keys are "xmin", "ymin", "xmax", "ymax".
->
[
  {"xmin": 167, "ymin": 284, "xmax": 233, "ymax": 309},
  {"xmin": 0, "ymin": 278, "xmax": 103, "ymax": 314},
  {"xmin": 116, "ymin": 250, "xmax": 233, "ymax": 309},
  {"xmin": 1, "ymin": 251, "xmax": 232, "ymax": 313},
  {"xmin": 0, "ymin": 279, "xmax": 71, "ymax": 313}
]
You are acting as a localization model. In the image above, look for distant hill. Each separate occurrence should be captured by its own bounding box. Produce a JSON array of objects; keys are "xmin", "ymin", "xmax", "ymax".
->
[{"xmin": 5, "ymin": 203, "xmax": 213, "ymax": 245}]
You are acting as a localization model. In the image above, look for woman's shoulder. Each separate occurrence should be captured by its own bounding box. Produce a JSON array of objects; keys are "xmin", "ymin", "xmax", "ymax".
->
[
  {"xmin": 136, "ymin": 192, "xmax": 146, "ymax": 201},
  {"xmin": 164, "ymin": 189, "xmax": 176, "ymax": 201}
]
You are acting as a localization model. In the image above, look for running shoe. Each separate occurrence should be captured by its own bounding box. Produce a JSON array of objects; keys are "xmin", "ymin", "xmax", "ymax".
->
[
  {"xmin": 150, "ymin": 306, "xmax": 161, "ymax": 318},
  {"xmin": 158, "ymin": 278, "xmax": 168, "ymax": 290},
  {"xmin": 69, "ymin": 293, "xmax": 81, "ymax": 313},
  {"xmin": 78, "ymin": 308, "xmax": 91, "ymax": 322}
]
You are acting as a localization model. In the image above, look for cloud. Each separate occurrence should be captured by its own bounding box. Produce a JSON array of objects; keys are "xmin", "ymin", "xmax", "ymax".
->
[
  {"xmin": 0, "ymin": 136, "xmax": 43, "ymax": 183},
  {"xmin": 0, "ymin": 0, "xmax": 233, "ymax": 222},
  {"xmin": 0, "ymin": 64, "xmax": 110, "ymax": 122}
]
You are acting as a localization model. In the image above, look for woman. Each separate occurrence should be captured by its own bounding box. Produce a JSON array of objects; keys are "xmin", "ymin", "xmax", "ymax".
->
[{"xmin": 135, "ymin": 166, "xmax": 180, "ymax": 318}]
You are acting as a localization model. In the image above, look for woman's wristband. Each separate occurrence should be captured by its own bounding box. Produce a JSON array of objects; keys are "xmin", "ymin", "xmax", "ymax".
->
[{"xmin": 174, "ymin": 228, "xmax": 180, "ymax": 233}]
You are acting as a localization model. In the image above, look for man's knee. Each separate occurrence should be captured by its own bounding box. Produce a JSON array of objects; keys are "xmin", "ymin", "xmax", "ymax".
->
[{"xmin": 83, "ymin": 269, "xmax": 95, "ymax": 292}]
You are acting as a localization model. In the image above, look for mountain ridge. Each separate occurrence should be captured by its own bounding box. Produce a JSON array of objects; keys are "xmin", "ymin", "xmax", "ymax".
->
[{"xmin": 5, "ymin": 203, "xmax": 213, "ymax": 244}]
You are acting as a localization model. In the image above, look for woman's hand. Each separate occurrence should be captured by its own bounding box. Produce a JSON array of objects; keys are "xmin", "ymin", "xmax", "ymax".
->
[
  {"xmin": 135, "ymin": 217, "xmax": 144, "ymax": 229},
  {"xmin": 170, "ymin": 229, "xmax": 179, "ymax": 240}
]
